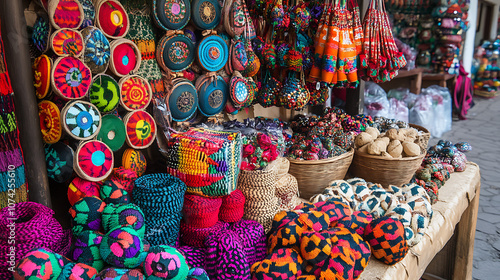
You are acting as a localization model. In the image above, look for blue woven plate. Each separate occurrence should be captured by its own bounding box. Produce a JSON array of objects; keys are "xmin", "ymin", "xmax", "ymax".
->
[
  {"xmin": 197, "ymin": 35, "xmax": 228, "ymax": 72},
  {"xmin": 197, "ymin": 76, "xmax": 228, "ymax": 116},
  {"xmin": 153, "ymin": 0, "xmax": 191, "ymax": 31},
  {"xmin": 158, "ymin": 34, "xmax": 195, "ymax": 72},
  {"xmin": 168, "ymin": 81, "xmax": 198, "ymax": 122},
  {"xmin": 191, "ymin": 0, "xmax": 221, "ymax": 30}
]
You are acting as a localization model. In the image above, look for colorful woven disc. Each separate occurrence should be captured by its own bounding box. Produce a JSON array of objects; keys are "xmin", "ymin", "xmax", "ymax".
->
[
  {"xmin": 119, "ymin": 75, "xmax": 152, "ymax": 111},
  {"xmin": 38, "ymin": 100, "xmax": 62, "ymax": 144},
  {"xmin": 157, "ymin": 33, "xmax": 195, "ymax": 72},
  {"xmin": 45, "ymin": 142, "xmax": 74, "ymax": 183},
  {"xmin": 62, "ymin": 100, "xmax": 101, "ymax": 140},
  {"xmin": 197, "ymin": 76, "xmax": 228, "ymax": 116},
  {"xmin": 89, "ymin": 74, "xmax": 120, "ymax": 113},
  {"xmin": 122, "ymin": 148, "xmax": 147, "ymax": 176},
  {"xmin": 52, "ymin": 56, "xmax": 92, "ymax": 99},
  {"xmin": 32, "ymin": 55, "xmax": 52, "ymax": 99},
  {"xmin": 31, "ymin": 13, "xmax": 51, "ymax": 54},
  {"xmin": 153, "ymin": 0, "xmax": 191, "ymax": 31},
  {"xmin": 50, "ymin": 0, "xmax": 84, "ymax": 29},
  {"xmin": 96, "ymin": 0, "xmax": 129, "ymax": 39},
  {"xmin": 51, "ymin": 28, "xmax": 84, "ymax": 57},
  {"xmin": 110, "ymin": 39, "xmax": 140, "ymax": 77},
  {"xmin": 81, "ymin": 26, "xmax": 111, "ymax": 74},
  {"xmin": 197, "ymin": 35, "xmax": 228, "ymax": 72},
  {"xmin": 191, "ymin": 0, "xmax": 221, "ymax": 30},
  {"xmin": 168, "ymin": 81, "xmax": 198, "ymax": 122},
  {"xmin": 97, "ymin": 114, "xmax": 126, "ymax": 152},
  {"xmin": 75, "ymin": 140, "xmax": 114, "ymax": 182},
  {"xmin": 124, "ymin": 110, "xmax": 157, "ymax": 149},
  {"xmin": 229, "ymin": 75, "xmax": 249, "ymax": 106},
  {"xmin": 80, "ymin": 0, "xmax": 95, "ymax": 28}
]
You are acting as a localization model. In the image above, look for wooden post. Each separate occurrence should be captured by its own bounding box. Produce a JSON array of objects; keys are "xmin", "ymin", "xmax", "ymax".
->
[
  {"xmin": 345, "ymin": 80, "xmax": 365, "ymax": 115},
  {"xmin": 0, "ymin": 0, "xmax": 52, "ymax": 207}
]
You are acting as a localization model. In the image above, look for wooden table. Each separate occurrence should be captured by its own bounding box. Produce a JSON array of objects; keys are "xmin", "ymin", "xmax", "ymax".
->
[
  {"xmin": 378, "ymin": 68, "xmax": 425, "ymax": 95},
  {"xmin": 359, "ymin": 162, "xmax": 481, "ymax": 280}
]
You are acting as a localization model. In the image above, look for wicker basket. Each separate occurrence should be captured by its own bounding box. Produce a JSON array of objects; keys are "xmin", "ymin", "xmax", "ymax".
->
[
  {"xmin": 276, "ymin": 157, "xmax": 290, "ymax": 180},
  {"xmin": 349, "ymin": 151, "xmax": 425, "ymax": 188},
  {"xmin": 474, "ymin": 90, "xmax": 500, "ymax": 99},
  {"xmin": 409, "ymin": 123, "xmax": 430, "ymax": 151},
  {"xmin": 288, "ymin": 149, "xmax": 354, "ymax": 200}
]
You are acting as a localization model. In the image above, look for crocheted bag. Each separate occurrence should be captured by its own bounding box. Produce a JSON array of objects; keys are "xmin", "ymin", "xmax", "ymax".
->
[
  {"xmin": 156, "ymin": 30, "xmax": 195, "ymax": 72},
  {"xmin": 196, "ymin": 73, "xmax": 228, "ymax": 117},
  {"xmin": 191, "ymin": 0, "xmax": 221, "ymax": 30},
  {"xmin": 153, "ymin": 0, "xmax": 191, "ymax": 31}
]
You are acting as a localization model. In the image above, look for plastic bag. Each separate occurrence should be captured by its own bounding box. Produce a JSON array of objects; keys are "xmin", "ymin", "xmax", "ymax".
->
[
  {"xmin": 387, "ymin": 88, "xmax": 410, "ymax": 101},
  {"xmin": 389, "ymin": 98, "xmax": 409, "ymax": 123},
  {"xmin": 409, "ymin": 94, "xmax": 434, "ymax": 132},
  {"xmin": 364, "ymin": 82, "xmax": 391, "ymax": 118},
  {"xmin": 421, "ymin": 85, "xmax": 452, "ymax": 137}
]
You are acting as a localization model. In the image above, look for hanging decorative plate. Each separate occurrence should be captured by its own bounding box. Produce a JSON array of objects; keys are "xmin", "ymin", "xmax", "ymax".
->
[
  {"xmin": 156, "ymin": 32, "xmax": 195, "ymax": 72},
  {"xmin": 50, "ymin": 28, "xmax": 84, "ymax": 57},
  {"xmin": 167, "ymin": 80, "xmax": 198, "ymax": 121},
  {"xmin": 229, "ymin": 71, "xmax": 249, "ymax": 107},
  {"xmin": 97, "ymin": 114, "xmax": 126, "ymax": 151},
  {"xmin": 52, "ymin": 56, "xmax": 92, "ymax": 99},
  {"xmin": 95, "ymin": 0, "xmax": 129, "ymax": 39},
  {"xmin": 123, "ymin": 110, "xmax": 157, "ymax": 149},
  {"xmin": 45, "ymin": 142, "xmax": 74, "ymax": 183},
  {"xmin": 48, "ymin": 0, "xmax": 84, "ymax": 29},
  {"xmin": 119, "ymin": 75, "xmax": 152, "ymax": 111},
  {"xmin": 38, "ymin": 100, "xmax": 62, "ymax": 144},
  {"xmin": 88, "ymin": 74, "xmax": 120, "ymax": 113},
  {"xmin": 81, "ymin": 26, "xmax": 110, "ymax": 74},
  {"xmin": 196, "ymin": 75, "xmax": 227, "ymax": 116},
  {"xmin": 31, "ymin": 13, "xmax": 52, "ymax": 54},
  {"xmin": 32, "ymin": 54, "xmax": 52, "ymax": 99},
  {"xmin": 109, "ymin": 39, "xmax": 141, "ymax": 77},
  {"xmin": 74, "ymin": 140, "xmax": 114, "ymax": 182},
  {"xmin": 79, "ymin": 0, "xmax": 95, "ymax": 28},
  {"xmin": 191, "ymin": 0, "xmax": 221, "ymax": 30},
  {"xmin": 61, "ymin": 100, "xmax": 101, "ymax": 140},
  {"xmin": 153, "ymin": 0, "xmax": 191, "ymax": 31},
  {"xmin": 197, "ymin": 34, "xmax": 228, "ymax": 72}
]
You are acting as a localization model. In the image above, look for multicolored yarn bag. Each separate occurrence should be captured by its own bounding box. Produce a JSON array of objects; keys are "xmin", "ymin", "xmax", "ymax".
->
[
  {"xmin": 81, "ymin": 26, "xmax": 111, "ymax": 74},
  {"xmin": 99, "ymin": 225, "xmax": 146, "ymax": 268},
  {"xmin": 196, "ymin": 73, "xmax": 228, "ymax": 116},
  {"xmin": 13, "ymin": 248, "xmax": 98, "ymax": 280},
  {"xmin": 191, "ymin": 0, "xmax": 221, "ymax": 30},
  {"xmin": 228, "ymin": 70, "xmax": 249, "ymax": 109},
  {"xmin": 44, "ymin": 142, "xmax": 74, "ymax": 183},
  {"xmin": 180, "ymin": 220, "xmax": 228, "ymax": 248},
  {"xmin": 73, "ymin": 230, "xmax": 105, "ymax": 271},
  {"xmin": 165, "ymin": 128, "xmax": 242, "ymax": 197},
  {"xmin": 230, "ymin": 38, "xmax": 248, "ymax": 72},
  {"xmin": 306, "ymin": 81, "xmax": 329, "ymax": 106},
  {"xmin": 95, "ymin": 267, "xmax": 145, "ymax": 280},
  {"xmin": 223, "ymin": 0, "xmax": 246, "ymax": 38},
  {"xmin": 0, "ymin": 202, "xmax": 72, "ymax": 278},
  {"xmin": 133, "ymin": 173, "xmax": 187, "ymax": 246},
  {"xmin": 38, "ymin": 100, "xmax": 62, "ymax": 144},
  {"xmin": 74, "ymin": 140, "xmax": 114, "ymax": 182},
  {"xmin": 156, "ymin": 30, "xmax": 195, "ymax": 72},
  {"xmin": 48, "ymin": 0, "xmax": 84, "ymax": 30},
  {"xmin": 31, "ymin": 13, "xmax": 52, "ymax": 55},
  {"xmin": 96, "ymin": 0, "xmax": 130, "ymax": 39},
  {"xmin": 153, "ymin": 0, "xmax": 191, "ymax": 31},
  {"xmin": 241, "ymin": 41, "xmax": 260, "ymax": 77},
  {"xmin": 183, "ymin": 194, "xmax": 223, "ymax": 228},
  {"xmin": 256, "ymin": 70, "xmax": 281, "ymax": 107},
  {"xmin": 278, "ymin": 74, "xmax": 310, "ymax": 110},
  {"xmin": 67, "ymin": 176, "xmax": 102, "ymax": 206},
  {"xmin": 50, "ymin": 28, "xmax": 84, "ymax": 57},
  {"xmin": 143, "ymin": 245, "xmax": 190, "ymax": 280}
]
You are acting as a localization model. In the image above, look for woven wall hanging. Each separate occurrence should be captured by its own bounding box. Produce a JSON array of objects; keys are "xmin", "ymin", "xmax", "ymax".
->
[
  {"xmin": 153, "ymin": 0, "xmax": 191, "ymax": 31},
  {"xmin": 88, "ymin": 74, "xmax": 120, "ymax": 113},
  {"xmin": 32, "ymin": 54, "xmax": 52, "ymax": 99},
  {"xmin": 109, "ymin": 39, "xmax": 141, "ymax": 77},
  {"xmin": 96, "ymin": 0, "xmax": 130, "ymax": 39},
  {"xmin": 52, "ymin": 56, "xmax": 92, "ymax": 99},
  {"xmin": 48, "ymin": 0, "xmax": 84, "ymax": 29},
  {"xmin": 74, "ymin": 140, "xmax": 114, "ymax": 182},
  {"xmin": 167, "ymin": 78, "xmax": 199, "ymax": 122},
  {"xmin": 123, "ymin": 110, "xmax": 157, "ymax": 149},
  {"xmin": 50, "ymin": 28, "xmax": 84, "ymax": 57},
  {"xmin": 61, "ymin": 100, "xmax": 101, "ymax": 140},
  {"xmin": 96, "ymin": 114, "xmax": 126, "ymax": 152},
  {"xmin": 81, "ymin": 26, "xmax": 111, "ymax": 74},
  {"xmin": 195, "ymin": 73, "xmax": 228, "ymax": 116},
  {"xmin": 197, "ymin": 32, "xmax": 229, "ymax": 72},
  {"xmin": 38, "ymin": 100, "xmax": 62, "ymax": 144},
  {"xmin": 119, "ymin": 75, "xmax": 152, "ymax": 111},
  {"xmin": 156, "ymin": 31, "xmax": 195, "ymax": 72}
]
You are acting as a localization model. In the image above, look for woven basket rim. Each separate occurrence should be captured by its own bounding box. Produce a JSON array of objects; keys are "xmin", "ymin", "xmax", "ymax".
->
[
  {"xmin": 409, "ymin": 123, "xmax": 430, "ymax": 134},
  {"xmin": 287, "ymin": 149, "xmax": 354, "ymax": 165},
  {"xmin": 353, "ymin": 150, "xmax": 425, "ymax": 161}
]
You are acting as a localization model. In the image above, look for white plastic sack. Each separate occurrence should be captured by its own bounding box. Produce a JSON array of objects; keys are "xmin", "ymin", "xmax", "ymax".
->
[
  {"xmin": 409, "ymin": 94, "xmax": 434, "ymax": 133},
  {"xmin": 421, "ymin": 85, "xmax": 452, "ymax": 138},
  {"xmin": 364, "ymin": 82, "xmax": 392, "ymax": 118}
]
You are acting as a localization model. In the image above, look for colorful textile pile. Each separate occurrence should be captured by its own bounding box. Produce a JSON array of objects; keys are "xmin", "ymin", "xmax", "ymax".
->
[
  {"xmin": 252, "ymin": 199, "xmax": 408, "ymax": 279},
  {"xmin": 411, "ymin": 140, "xmax": 472, "ymax": 203},
  {"xmin": 311, "ymin": 178, "xmax": 433, "ymax": 247},
  {"xmin": 133, "ymin": 173, "xmax": 186, "ymax": 246},
  {"xmin": 166, "ymin": 128, "xmax": 242, "ymax": 197},
  {"xmin": 0, "ymin": 202, "xmax": 72, "ymax": 278}
]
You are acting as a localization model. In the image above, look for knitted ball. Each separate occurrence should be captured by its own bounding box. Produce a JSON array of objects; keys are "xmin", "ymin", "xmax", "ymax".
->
[
  {"xmin": 230, "ymin": 219, "xmax": 267, "ymax": 265},
  {"xmin": 251, "ymin": 248, "xmax": 303, "ymax": 280},
  {"xmin": 68, "ymin": 176, "xmax": 102, "ymax": 206},
  {"xmin": 99, "ymin": 226, "xmax": 145, "ymax": 268},
  {"xmin": 122, "ymin": 148, "xmax": 147, "ymax": 176},
  {"xmin": 313, "ymin": 200, "xmax": 352, "ymax": 225},
  {"xmin": 100, "ymin": 180, "xmax": 131, "ymax": 204},
  {"xmin": 296, "ymin": 211, "xmax": 330, "ymax": 232},
  {"xmin": 219, "ymin": 189, "xmax": 245, "ymax": 223},
  {"xmin": 69, "ymin": 196, "xmax": 106, "ymax": 235},
  {"xmin": 299, "ymin": 231, "xmax": 332, "ymax": 266},
  {"xmin": 337, "ymin": 210, "xmax": 373, "ymax": 236},
  {"xmin": 364, "ymin": 217, "xmax": 408, "ymax": 265},
  {"xmin": 73, "ymin": 230, "xmax": 105, "ymax": 271},
  {"xmin": 329, "ymin": 227, "xmax": 371, "ymax": 279},
  {"xmin": 94, "ymin": 268, "xmax": 145, "ymax": 280},
  {"xmin": 60, "ymin": 262, "xmax": 99, "ymax": 280},
  {"xmin": 177, "ymin": 246, "xmax": 206, "ymax": 269},
  {"xmin": 102, "ymin": 203, "xmax": 146, "ymax": 237},
  {"xmin": 14, "ymin": 248, "xmax": 66, "ymax": 279},
  {"xmin": 187, "ymin": 267, "xmax": 210, "ymax": 280},
  {"xmin": 183, "ymin": 194, "xmax": 222, "ymax": 228},
  {"xmin": 143, "ymin": 245, "xmax": 189, "ymax": 280},
  {"xmin": 270, "ymin": 211, "xmax": 300, "ymax": 235},
  {"xmin": 268, "ymin": 222, "xmax": 302, "ymax": 253},
  {"xmin": 180, "ymin": 220, "xmax": 228, "ymax": 248},
  {"xmin": 205, "ymin": 230, "xmax": 250, "ymax": 279},
  {"xmin": 109, "ymin": 167, "xmax": 138, "ymax": 193}
]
